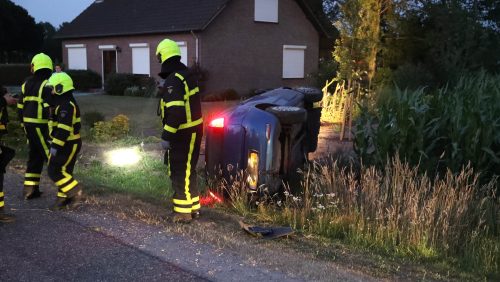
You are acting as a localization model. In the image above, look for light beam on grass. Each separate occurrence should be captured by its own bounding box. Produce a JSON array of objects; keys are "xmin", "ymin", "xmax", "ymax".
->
[{"xmin": 106, "ymin": 147, "xmax": 141, "ymax": 166}]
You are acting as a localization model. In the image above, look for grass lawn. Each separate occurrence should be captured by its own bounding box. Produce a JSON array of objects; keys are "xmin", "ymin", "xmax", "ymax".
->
[
  {"xmin": 76, "ymin": 94, "xmax": 238, "ymax": 136},
  {"xmin": 71, "ymin": 94, "xmax": 237, "ymax": 202}
]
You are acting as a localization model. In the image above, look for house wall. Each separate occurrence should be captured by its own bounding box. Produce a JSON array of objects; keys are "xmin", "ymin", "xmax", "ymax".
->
[
  {"xmin": 62, "ymin": 33, "xmax": 197, "ymax": 84},
  {"xmin": 200, "ymin": 0, "xmax": 319, "ymax": 96}
]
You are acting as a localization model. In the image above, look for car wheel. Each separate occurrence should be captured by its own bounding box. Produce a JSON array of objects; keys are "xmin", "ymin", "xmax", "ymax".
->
[
  {"xmin": 295, "ymin": 87, "xmax": 323, "ymax": 103},
  {"xmin": 266, "ymin": 106, "xmax": 307, "ymax": 125}
]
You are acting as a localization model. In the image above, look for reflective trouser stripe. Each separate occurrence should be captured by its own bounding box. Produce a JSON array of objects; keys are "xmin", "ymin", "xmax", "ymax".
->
[
  {"xmin": 192, "ymin": 196, "xmax": 200, "ymax": 211},
  {"xmin": 36, "ymin": 127, "xmax": 49, "ymax": 158},
  {"xmin": 173, "ymin": 206, "xmax": 192, "ymax": 214},
  {"xmin": 183, "ymin": 133, "xmax": 196, "ymax": 203},
  {"xmin": 0, "ymin": 191, "xmax": 4, "ymax": 208},
  {"xmin": 172, "ymin": 132, "xmax": 196, "ymax": 213},
  {"xmin": 49, "ymin": 143, "xmax": 80, "ymax": 197}
]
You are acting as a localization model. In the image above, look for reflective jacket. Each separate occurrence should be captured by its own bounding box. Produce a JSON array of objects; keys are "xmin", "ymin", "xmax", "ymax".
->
[
  {"xmin": 17, "ymin": 76, "xmax": 51, "ymax": 125},
  {"xmin": 159, "ymin": 70, "xmax": 202, "ymax": 141},
  {"xmin": 49, "ymin": 94, "xmax": 81, "ymax": 149}
]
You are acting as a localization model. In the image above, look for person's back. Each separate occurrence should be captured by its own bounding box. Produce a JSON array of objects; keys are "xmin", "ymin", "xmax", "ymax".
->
[{"xmin": 17, "ymin": 53, "xmax": 54, "ymax": 200}]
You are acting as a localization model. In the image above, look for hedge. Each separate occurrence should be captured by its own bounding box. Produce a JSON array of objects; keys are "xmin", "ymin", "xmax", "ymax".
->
[
  {"xmin": 65, "ymin": 69, "xmax": 102, "ymax": 91},
  {"xmin": 0, "ymin": 64, "xmax": 31, "ymax": 85},
  {"xmin": 105, "ymin": 73, "xmax": 157, "ymax": 97}
]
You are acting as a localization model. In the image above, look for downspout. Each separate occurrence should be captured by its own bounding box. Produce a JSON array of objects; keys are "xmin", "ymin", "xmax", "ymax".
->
[{"xmin": 190, "ymin": 30, "xmax": 199, "ymax": 66}]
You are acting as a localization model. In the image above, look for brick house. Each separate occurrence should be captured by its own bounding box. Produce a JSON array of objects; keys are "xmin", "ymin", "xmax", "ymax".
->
[{"xmin": 57, "ymin": 0, "xmax": 333, "ymax": 95}]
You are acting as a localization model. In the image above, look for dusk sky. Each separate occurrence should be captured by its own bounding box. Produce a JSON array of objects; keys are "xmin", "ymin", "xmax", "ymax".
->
[{"xmin": 10, "ymin": 0, "xmax": 94, "ymax": 27}]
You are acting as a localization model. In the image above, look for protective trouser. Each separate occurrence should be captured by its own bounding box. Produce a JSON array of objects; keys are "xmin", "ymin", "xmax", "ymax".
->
[
  {"xmin": 24, "ymin": 124, "xmax": 50, "ymax": 188},
  {"xmin": 0, "ymin": 145, "xmax": 15, "ymax": 209},
  {"xmin": 47, "ymin": 139, "xmax": 81, "ymax": 199},
  {"xmin": 167, "ymin": 126, "xmax": 203, "ymax": 214}
]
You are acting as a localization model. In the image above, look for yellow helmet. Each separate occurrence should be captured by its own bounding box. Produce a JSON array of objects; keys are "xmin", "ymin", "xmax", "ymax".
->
[
  {"xmin": 31, "ymin": 53, "xmax": 53, "ymax": 72},
  {"xmin": 156, "ymin": 38, "xmax": 181, "ymax": 63},
  {"xmin": 46, "ymin": 72, "xmax": 75, "ymax": 95}
]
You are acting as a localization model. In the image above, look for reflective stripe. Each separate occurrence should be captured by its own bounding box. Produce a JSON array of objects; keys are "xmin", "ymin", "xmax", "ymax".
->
[
  {"xmin": 173, "ymin": 198, "xmax": 192, "ymax": 205},
  {"xmin": 165, "ymin": 101, "xmax": 185, "ymax": 107},
  {"xmin": 57, "ymin": 124, "xmax": 72, "ymax": 131},
  {"xmin": 17, "ymin": 104, "xmax": 24, "ymax": 109},
  {"xmin": 64, "ymin": 144, "xmax": 78, "ymax": 168},
  {"xmin": 23, "ymin": 96, "xmax": 43, "ymax": 102},
  {"xmin": 192, "ymin": 196, "xmax": 200, "ymax": 203},
  {"xmin": 36, "ymin": 127, "xmax": 49, "ymax": 158},
  {"xmin": 52, "ymin": 138, "xmax": 65, "ymax": 147},
  {"xmin": 61, "ymin": 180, "xmax": 78, "ymax": 193},
  {"xmin": 183, "ymin": 133, "xmax": 196, "ymax": 203},
  {"xmin": 173, "ymin": 206, "xmax": 192, "ymax": 214},
  {"xmin": 0, "ymin": 192, "xmax": 4, "ymax": 197},
  {"xmin": 0, "ymin": 125, "xmax": 5, "ymax": 130},
  {"xmin": 24, "ymin": 181, "xmax": 39, "ymax": 186},
  {"xmin": 57, "ymin": 192, "xmax": 67, "ymax": 198},
  {"xmin": 178, "ymin": 118, "xmax": 203, "ymax": 130},
  {"xmin": 0, "ymin": 202, "xmax": 4, "ymax": 208},
  {"xmin": 23, "ymin": 118, "xmax": 49, "ymax": 124},
  {"xmin": 67, "ymin": 134, "xmax": 81, "ymax": 140},
  {"xmin": 192, "ymin": 203, "xmax": 201, "ymax": 210},
  {"xmin": 25, "ymin": 173, "xmax": 41, "ymax": 178},
  {"xmin": 56, "ymin": 177, "xmax": 71, "ymax": 186},
  {"xmin": 164, "ymin": 118, "xmax": 203, "ymax": 133},
  {"xmin": 164, "ymin": 124, "xmax": 177, "ymax": 133}
]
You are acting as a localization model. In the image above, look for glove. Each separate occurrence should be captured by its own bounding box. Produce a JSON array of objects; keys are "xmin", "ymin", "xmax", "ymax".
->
[
  {"xmin": 160, "ymin": 140, "xmax": 170, "ymax": 150},
  {"xmin": 50, "ymin": 147, "xmax": 57, "ymax": 157}
]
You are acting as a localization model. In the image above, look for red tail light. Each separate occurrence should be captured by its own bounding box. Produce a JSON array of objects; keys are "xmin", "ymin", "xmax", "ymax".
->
[{"xmin": 209, "ymin": 117, "xmax": 224, "ymax": 128}]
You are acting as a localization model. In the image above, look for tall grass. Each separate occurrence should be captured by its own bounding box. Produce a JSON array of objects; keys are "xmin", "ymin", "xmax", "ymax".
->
[{"xmin": 217, "ymin": 157, "xmax": 499, "ymax": 276}]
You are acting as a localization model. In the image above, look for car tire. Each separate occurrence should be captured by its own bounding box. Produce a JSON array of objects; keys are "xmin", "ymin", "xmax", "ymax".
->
[
  {"xmin": 295, "ymin": 87, "xmax": 323, "ymax": 103},
  {"xmin": 266, "ymin": 106, "xmax": 307, "ymax": 125}
]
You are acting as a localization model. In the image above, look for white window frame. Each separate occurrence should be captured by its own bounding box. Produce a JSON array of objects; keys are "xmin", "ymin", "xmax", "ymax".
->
[
  {"xmin": 176, "ymin": 41, "xmax": 188, "ymax": 66},
  {"xmin": 129, "ymin": 43, "xmax": 150, "ymax": 76},
  {"xmin": 282, "ymin": 45, "xmax": 307, "ymax": 79},
  {"xmin": 255, "ymin": 0, "xmax": 278, "ymax": 23},
  {"xmin": 65, "ymin": 44, "xmax": 87, "ymax": 70}
]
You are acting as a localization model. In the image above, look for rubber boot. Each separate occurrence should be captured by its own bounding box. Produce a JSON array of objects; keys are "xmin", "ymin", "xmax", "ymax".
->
[
  {"xmin": 172, "ymin": 212, "xmax": 192, "ymax": 223},
  {"xmin": 50, "ymin": 186, "xmax": 83, "ymax": 211},
  {"xmin": 0, "ymin": 207, "xmax": 15, "ymax": 223},
  {"xmin": 191, "ymin": 210, "xmax": 201, "ymax": 220},
  {"xmin": 23, "ymin": 185, "xmax": 42, "ymax": 200}
]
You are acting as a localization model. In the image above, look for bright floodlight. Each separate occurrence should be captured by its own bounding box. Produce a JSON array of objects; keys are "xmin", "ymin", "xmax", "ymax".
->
[{"xmin": 106, "ymin": 147, "xmax": 141, "ymax": 166}]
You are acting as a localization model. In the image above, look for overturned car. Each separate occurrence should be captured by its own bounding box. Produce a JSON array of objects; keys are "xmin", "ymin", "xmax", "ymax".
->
[{"xmin": 205, "ymin": 87, "xmax": 323, "ymax": 194}]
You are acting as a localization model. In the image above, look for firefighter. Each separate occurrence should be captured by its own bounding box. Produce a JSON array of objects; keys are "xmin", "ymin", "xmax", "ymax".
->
[
  {"xmin": 17, "ymin": 53, "xmax": 53, "ymax": 200},
  {"xmin": 156, "ymin": 38, "xmax": 203, "ymax": 223},
  {"xmin": 45, "ymin": 72, "xmax": 83, "ymax": 210},
  {"xmin": 0, "ymin": 86, "xmax": 18, "ymax": 223}
]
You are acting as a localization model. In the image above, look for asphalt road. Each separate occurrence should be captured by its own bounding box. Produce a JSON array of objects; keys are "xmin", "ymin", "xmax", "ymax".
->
[{"xmin": 0, "ymin": 172, "xmax": 308, "ymax": 282}]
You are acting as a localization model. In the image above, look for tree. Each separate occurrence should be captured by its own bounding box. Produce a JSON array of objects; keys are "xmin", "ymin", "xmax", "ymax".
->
[
  {"xmin": 0, "ymin": 0, "xmax": 43, "ymax": 63},
  {"xmin": 39, "ymin": 22, "xmax": 62, "ymax": 63},
  {"xmin": 333, "ymin": 0, "xmax": 387, "ymax": 88}
]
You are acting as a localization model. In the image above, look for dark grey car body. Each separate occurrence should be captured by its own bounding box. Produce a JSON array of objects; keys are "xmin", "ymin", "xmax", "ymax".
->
[{"xmin": 205, "ymin": 87, "xmax": 322, "ymax": 193}]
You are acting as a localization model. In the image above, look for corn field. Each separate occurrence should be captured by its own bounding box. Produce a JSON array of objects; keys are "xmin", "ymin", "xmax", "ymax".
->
[{"xmin": 354, "ymin": 72, "xmax": 500, "ymax": 185}]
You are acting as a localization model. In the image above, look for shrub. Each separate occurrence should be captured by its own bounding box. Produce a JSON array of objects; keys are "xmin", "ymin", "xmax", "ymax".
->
[
  {"xmin": 81, "ymin": 110, "xmax": 105, "ymax": 128},
  {"xmin": 202, "ymin": 89, "xmax": 239, "ymax": 102},
  {"xmin": 65, "ymin": 69, "xmax": 101, "ymax": 90},
  {"xmin": 91, "ymin": 114, "xmax": 130, "ymax": 142},
  {"xmin": 0, "ymin": 64, "xmax": 31, "ymax": 85},
  {"xmin": 105, "ymin": 73, "xmax": 157, "ymax": 97}
]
